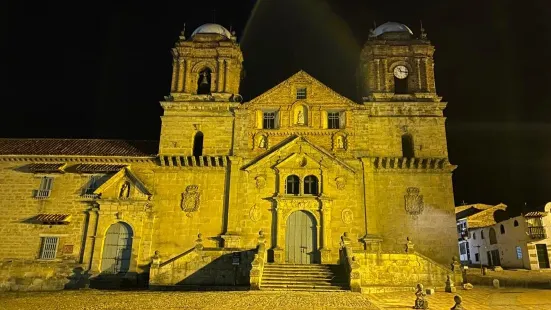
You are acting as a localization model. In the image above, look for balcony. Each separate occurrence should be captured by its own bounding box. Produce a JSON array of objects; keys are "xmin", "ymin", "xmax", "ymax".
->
[
  {"xmin": 33, "ymin": 190, "xmax": 51, "ymax": 199},
  {"xmin": 527, "ymin": 226, "xmax": 547, "ymax": 239}
]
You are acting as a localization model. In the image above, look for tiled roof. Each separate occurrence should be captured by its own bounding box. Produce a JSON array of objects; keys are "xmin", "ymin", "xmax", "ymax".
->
[
  {"xmin": 0, "ymin": 139, "xmax": 158, "ymax": 157},
  {"xmin": 524, "ymin": 211, "xmax": 547, "ymax": 218},
  {"xmin": 74, "ymin": 164, "xmax": 127, "ymax": 173},
  {"xmin": 35, "ymin": 214, "xmax": 70, "ymax": 224},
  {"xmin": 26, "ymin": 163, "xmax": 66, "ymax": 173}
]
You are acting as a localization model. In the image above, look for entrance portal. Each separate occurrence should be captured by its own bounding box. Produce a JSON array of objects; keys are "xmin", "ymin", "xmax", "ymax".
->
[
  {"xmin": 101, "ymin": 222, "xmax": 133, "ymax": 274},
  {"xmin": 285, "ymin": 210, "xmax": 317, "ymax": 264}
]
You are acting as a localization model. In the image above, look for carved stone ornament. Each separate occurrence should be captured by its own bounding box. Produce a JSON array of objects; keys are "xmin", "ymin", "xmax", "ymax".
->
[
  {"xmin": 404, "ymin": 187, "xmax": 424, "ymax": 216},
  {"xmin": 255, "ymin": 175, "xmax": 266, "ymax": 189},
  {"xmin": 335, "ymin": 177, "xmax": 346, "ymax": 190},
  {"xmin": 181, "ymin": 185, "xmax": 200, "ymax": 217},
  {"xmin": 341, "ymin": 208, "xmax": 353, "ymax": 224},
  {"xmin": 249, "ymin": 204, "xmax": 261, "ymax": 222},
  {"xmin": 298, "ymin": 157, "xmax": 307, "ymax": 167}
]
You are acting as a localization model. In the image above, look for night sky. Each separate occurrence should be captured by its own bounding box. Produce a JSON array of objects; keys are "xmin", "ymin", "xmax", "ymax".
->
[{"xmin": 4, "ymin": 0, "xmax": 551, "ymax": 210}]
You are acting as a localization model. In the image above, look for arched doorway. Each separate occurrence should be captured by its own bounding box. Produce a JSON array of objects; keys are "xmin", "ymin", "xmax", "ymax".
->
[
  {"xmin": 285, "ymin": 210, "xmax": 317, "ymax": 264},
  {"xmin": 101, "ymin": 222, "xmax": 133, "ymax": 274}
]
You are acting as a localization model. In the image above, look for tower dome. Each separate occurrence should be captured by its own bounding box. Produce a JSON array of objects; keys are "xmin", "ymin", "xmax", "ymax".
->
[
  {"xmin": 373, "ymin": 22, "xmax": 413, "ymax": 37},
  {"xmin": 191, "ymin": 23, "xmax": 232, "ymax": 39}
]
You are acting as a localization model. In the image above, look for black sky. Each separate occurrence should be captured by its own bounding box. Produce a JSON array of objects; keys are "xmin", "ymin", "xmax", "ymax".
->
[{"xmin": 3, "ymin": 0, "xmax": 551, "ymax": 209}]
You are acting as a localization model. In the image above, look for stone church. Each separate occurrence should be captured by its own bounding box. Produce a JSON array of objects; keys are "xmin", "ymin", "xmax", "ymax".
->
[{"xmin": 0, "ymin": 22, "xmax": 461, "ymax": 292}]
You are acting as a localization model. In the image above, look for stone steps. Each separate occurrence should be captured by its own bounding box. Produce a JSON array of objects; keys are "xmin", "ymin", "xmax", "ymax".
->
[{"xmin": 260, "ymin": 263, "xmax": 350, "ymax": 292}]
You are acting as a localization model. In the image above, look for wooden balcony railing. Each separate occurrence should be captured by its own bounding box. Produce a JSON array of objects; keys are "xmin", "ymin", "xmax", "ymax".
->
[{"xmin": 527, "ymin": 226, "xmax": 547, "ymax": 239}]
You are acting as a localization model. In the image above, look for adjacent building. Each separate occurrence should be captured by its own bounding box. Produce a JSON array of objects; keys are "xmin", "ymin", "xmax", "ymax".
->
[
  {"xmin": 0, "ymin": 22, "xmax": 460, "ymax": 291},
  {"xmin": 456, "ymin": 203, "xmax": 551, "ymax": 270}
]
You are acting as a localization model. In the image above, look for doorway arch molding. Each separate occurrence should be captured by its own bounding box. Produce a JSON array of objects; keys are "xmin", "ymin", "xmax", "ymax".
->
[{"xmin": 271, "ymin": 196, "xmax": 333, "ymax": 264}]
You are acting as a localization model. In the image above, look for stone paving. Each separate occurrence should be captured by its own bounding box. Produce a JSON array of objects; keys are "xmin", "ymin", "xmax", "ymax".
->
[{"xmin": 1, "ymin": 288, "xmax": 551, "ymax": 310}]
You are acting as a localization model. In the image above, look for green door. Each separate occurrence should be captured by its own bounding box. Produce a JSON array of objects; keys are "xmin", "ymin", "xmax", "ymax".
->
[
  {"xmin": 536, "ymin": 244, "xmax": 550, "ymax": 268},
  {"xmin": 285, "ymin": 210, "xmax": 317, "ymax": 264},
  {"xmin": 101, "ymin": 222, "xmax": 133, "ymax": 274}
]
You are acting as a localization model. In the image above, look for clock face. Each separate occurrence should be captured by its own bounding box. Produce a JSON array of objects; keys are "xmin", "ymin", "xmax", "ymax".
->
[{"xmin": 393, "ymin": 65, "xmax": 409, "ymax": 79}]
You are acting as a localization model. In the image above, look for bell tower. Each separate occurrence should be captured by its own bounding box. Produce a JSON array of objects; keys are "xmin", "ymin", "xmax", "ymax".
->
[
  {"xmin": 159, "ymin": 23, "xmax": 244, "ymax": 157},
  {"xmin": 169, "ymin": 23, "xmax": 243, "ymax": 100},
  {"xmin": 360, "ymin": 22, "xmax": 440, "ymax": 102}
]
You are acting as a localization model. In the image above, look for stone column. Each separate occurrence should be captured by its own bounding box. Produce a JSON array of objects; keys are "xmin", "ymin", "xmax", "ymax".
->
[
  {"xmin": 176, "ymin": 59, "xmax": 185, "ymax": 92},
  {"xmin": 217, "ymin": 59, "xmax": 225, "ymax": 93},
  {"xmin": 222, "ymin": 156, "xmax": 243, "ymax": 248},
  {"xmin": 382, "ymin": 59, "xmax": 388, "ymax": 91},
  {"xmin": 183, "ymin": 59, "xmax": 191, "ymax": 93},
  {"xmin": 416, "ymin": 58, "xmax": 422, "ymax": 90},
  {"xmin": 82, "ymin": 206, "xmax": 99, "ymax": 271},
  {"xmin": 320, "ymin": 201, "xmax": 332, "ymax": 263},
  {"xmin": 171, "ymin": 58, "xmax": 179, "ymax": 92},
  {"xmin": 273, "ymin": 205, "xmax": 284, "ymax": 263}
]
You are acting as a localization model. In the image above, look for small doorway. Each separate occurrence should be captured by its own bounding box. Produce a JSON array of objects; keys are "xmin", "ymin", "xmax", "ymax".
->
[
  {"xmin": 101, "ymin": 222, "xmax": 133, "ymax": 274},
  {"xmin": 487, "ymin": 249, "xmax": 501, "ymax": 267},
  {"xmin": 285, "ymin": 210, "xmax": 317, "ymax": 264},
  {"xmin": 536, "ymin": 244, "xmax": 550, "ymax": 268}
]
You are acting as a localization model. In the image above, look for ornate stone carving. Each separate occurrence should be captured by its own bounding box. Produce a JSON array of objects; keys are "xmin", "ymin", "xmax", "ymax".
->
[
  {"xmin": 257, "ymin": 134, "xmax": 267, "ymax": 149},
  {"xmin": 297, "ymin": 157, "xmax": 307, "ymax": 167},
  {"xmin": 335, "ymin": 177, "xmax": 346, "ymax": 190},
  {"xmin": 249, "ymin": 204, "xmax": 261, "ymax": 222},
  {"xmin": 341, "ymin": 208, "xmax": 353, "ymax": 224},
  {"xmin": 181, "ymin": 185, "xmax": 200, "ymax": 217},
  {"xmin": 119, "ymin": 181, "xmax": 130, "ymax": 199},
  {"xmin": 254, "ymin": 175, "xmax": 266, "ymax": 189},
  {"xmin": 404, "ymin": 187, "xmax": 424, "ymax": 216}
]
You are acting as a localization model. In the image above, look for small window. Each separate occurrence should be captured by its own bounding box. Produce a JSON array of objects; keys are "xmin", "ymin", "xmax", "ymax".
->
[
  {"xmin": 489, "ymin": 227, "xmax": 497, "ymax": 244},
  {"xmin": 263, "ymin": 112, "xmax": 277, "ymax": 129},
  {"xmin": 472, "ymin": 232, "xmax": 476, "ymax": 240},
  {"xmin": 35, "ymin": 176, "xmax": 54, "ymax": 198},
  {"xmin": 327, "ymin": 112, "xmax": 342, "ymax": 129},
  {"xmin": 285, "ymin": 175, "xmax": 300, "ymax": 195},
  {"xmin": 500, "ymin": 224, "xmax": 505, "ymax": 234},
  {"xmin": 296, "ymin": 87, "xmax": 307, "ymax": 100},
  {"xmin": 401, "ymin": 134, "xmax": 414, "ymax": 158},
  {"xmin": 303, "ymin": 175, "xmax": 319, "ymax": 195},
  {"xmin": 475, "ymin": 253, "xmax": 479, "ymax": 262},
  {"xmin": 481, "ymin": 230, "xmax": 485, "ymax": 239},
  {"xmin": 514, "ymin": 220, "xmax": 519, "ymax": 227},
  {"xmin": 516, "ymin": 246, "xmax": 523, "ymax": 259},
  {"xmin": 459, "ymin": 243, "xmax": 467, "ymax": 255},
  {"xmin": 193, "ymin": 131, "xmax": 204, "ymax": 156},
  {"xmin": 83, "ymin": 176, "xmax": 100, "ymax": 197},
  {"xmin": 39, "ymin": 237, "xmax": 59, "ymax": 260}
]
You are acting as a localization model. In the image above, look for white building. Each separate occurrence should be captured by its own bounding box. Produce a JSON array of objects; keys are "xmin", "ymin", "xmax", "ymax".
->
[{"xmin": 455, "ymin": 202, "xmax": 551, "ymax": 270}]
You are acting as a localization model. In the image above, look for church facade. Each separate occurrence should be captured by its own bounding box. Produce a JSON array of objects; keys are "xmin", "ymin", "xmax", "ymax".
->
[{"xmin": 0, "ymin": 22, "xmax": 460, "ymax": 291}]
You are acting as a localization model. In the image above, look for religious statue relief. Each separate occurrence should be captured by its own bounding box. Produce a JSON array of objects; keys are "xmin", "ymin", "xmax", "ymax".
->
[
  {"xmin": 336, "ymin": 136, "xmax": 345, "ymax": 149},
  {"xmin": 297, "ymin": 110, "xmax": 305, "ymax": 125},
  {"xmin": 119, "ymin": 181, "xmax": 131, "ymax": 199},
  {"xmin": 254, "ymin": 175, "xmax": 266, "ymax": 189},
  {"xmin": 181, "ymin": 185, "xmax": 201, "ymax": 217},
  {"xmin": 404, "ymin": 187, "xmax": 424, "ymax": 216},
  {"xmin": 341, "ymin": 209, "xmax": 353, "ymax": 224},
  {"xmin": 249, "ymin": 204, "xmax": 261, "ymax": 222},
  {"xmin": 335, "ymin": 177, "xmax": 346, "ymax": 190},
  {"xmin": 257, "ymin": 135, "xmax": 267, "ymax": 149}
]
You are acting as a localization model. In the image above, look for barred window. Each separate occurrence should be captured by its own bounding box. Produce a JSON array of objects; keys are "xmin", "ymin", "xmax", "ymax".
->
[
  {"xmin": 328, "ymin": 112, "xmax": 340, "ymax": 129},
  {"xmin": 263, "ymin": 112, "xmax": 277, "ymax": 129},
  {"xmin": 296, "ymin": 87, "xmax": 307, "ymax": 100},
  {"xmin": 39, "ymin": 237, "xmax": 59, "ymax": 260}
]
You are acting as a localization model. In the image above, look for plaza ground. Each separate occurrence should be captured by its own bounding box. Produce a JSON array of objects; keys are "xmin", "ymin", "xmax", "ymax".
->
[{"xmin": 1, "ymin": 287, "xmax": 551, "ymax": 310}]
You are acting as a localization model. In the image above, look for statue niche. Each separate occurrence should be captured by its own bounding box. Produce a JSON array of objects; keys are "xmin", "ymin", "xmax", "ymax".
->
[
  {"xmin": 197, "ymin": 68, "xmax": 212, "ymax": 95},
  {"xmin": 119, "ymin": 181, "xmax": 131, "ymax": 199},
  {"xmin": 294, "ymin": 105, "xmax": 308, "ymax": 126}
]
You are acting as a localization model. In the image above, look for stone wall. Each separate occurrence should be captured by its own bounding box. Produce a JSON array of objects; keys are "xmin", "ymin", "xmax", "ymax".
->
[
  {"xmin": 150, "ymin": 248, "xmax": 255, "ymax": 289},
  {"xmin": 0, "ymin": 259, "xmax": 79, "ymax": 291},
  {"xmin": 358, "ymin": 252, "xmax": 452, "ymax": 293}
]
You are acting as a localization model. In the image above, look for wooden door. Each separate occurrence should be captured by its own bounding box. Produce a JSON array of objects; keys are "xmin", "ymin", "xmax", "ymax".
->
[
  {"xmin": 101, "ymin": 222, "xmax": 133, "ymax": 274},
  {"xmin": 285, "ymin": 210, "xmax": 317, "ymax": 264},
  {"xmin": 536, "ymin": 244, "xmax": 550, "ymax": 268}
]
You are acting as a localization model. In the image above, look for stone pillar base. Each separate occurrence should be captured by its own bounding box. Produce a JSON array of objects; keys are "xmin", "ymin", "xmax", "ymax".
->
[
  {"xmin": 273, "ymin": 247, "xmax": 284, "ymax": 263},
  {"xmin": 221, "ymin": 234, "xmax": 242, "ymax": 248},
  {"xmin": 320, "ymin": 248, "xmax": 332, "ymax": 264}
]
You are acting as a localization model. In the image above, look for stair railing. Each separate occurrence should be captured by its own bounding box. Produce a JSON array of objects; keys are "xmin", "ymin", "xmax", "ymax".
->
[
  {"xmin": 340, "ymin": 232, "xmax": 362, "ymax": 292},
  {"xmin": 250, "ymin": 230, "xmax": 267, "ymax": 290}
]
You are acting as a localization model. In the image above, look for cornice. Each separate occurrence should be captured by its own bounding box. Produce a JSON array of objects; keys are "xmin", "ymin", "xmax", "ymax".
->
[
  {"xmin": 0, "ymin": 155, "xmax": 156, "ymax": 164},
  {"xmin": 365, "ymin": 156, "xmax": 456, "ymax": 173}
]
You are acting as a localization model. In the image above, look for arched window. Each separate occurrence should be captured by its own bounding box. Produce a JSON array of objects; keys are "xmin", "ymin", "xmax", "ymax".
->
[
  {"xmin": 489, "ymin": 228, "xmax": 497, "ymax": 245},
  {"xmin": 193, "ymin": 131, "xmax": 204, "ymax": 156},
  {"xmin": 394, "ymin": 76, "xmax": 408, "ymax": 94},
  {"xmin": 197, "ymin": 68, "xmax": 212, "ymax": 94},
  {"xmin": 402, "ymin": 134, "xmax": 414, "ymax": 158},
  {"xmin": 481, "ymin": 230, "xmax": 485, "ymax": 239},
  {"xmin": 285, "ymin": 175, "xmax": 300, "ymax": 195},
  {"xmin": 303, "ymin": 175, "xmax": 319, "ymax": 195},
  {"xmin": 500, "ymin": 224, "xmax": 505, "ymax": 234},
  {"xmin": 472, "ymin": 232, "xmax": 476, "ymax": 240},
  {"xmin": 514, "ymin": 220, "xmax": 519, "ymax": 227}
]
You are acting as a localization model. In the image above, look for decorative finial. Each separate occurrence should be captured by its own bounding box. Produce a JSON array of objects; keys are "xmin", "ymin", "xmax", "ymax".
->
[
  {"xmin": 420, "ymin": 20, "xmax": 427, "ymax": 40},
  {"xmin": 179, "ymin": 23, "xmax": 186, "ymax": 41}
]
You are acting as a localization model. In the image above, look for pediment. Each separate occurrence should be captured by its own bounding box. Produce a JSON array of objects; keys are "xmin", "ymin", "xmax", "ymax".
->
[
  {"xmin": 94, "ymin": 168, "xmax": 152, "ymax": 201},
  {"xmin": 244, "ymin": 70, "xmax": 357, "ymax": 107},
  {"xmin": 242, "ymin": 136, "xmax": 355, "ymax": 173}
]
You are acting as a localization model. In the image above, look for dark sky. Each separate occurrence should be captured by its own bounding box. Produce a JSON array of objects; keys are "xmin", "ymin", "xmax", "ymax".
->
[{"xmin": 4, "ymin": 0, "xmax": 551, "ymax": 209}]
